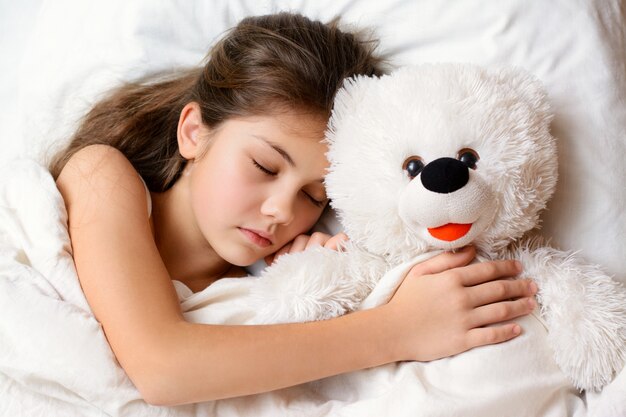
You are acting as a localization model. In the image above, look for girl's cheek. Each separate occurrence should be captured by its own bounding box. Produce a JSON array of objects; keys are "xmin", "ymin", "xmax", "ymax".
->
[
  {"xmin": 294, "ymin": 201, "xmax": 324, "ymax": 232},
  {"xmin": 221, "ymin": 165, "xmax": 267, "ymax": 212},
  {"xmin": 193, "ymin": 163, "xmax": 247, "ymax": 214},
  {"xmin": 218, "ymin": 177, "xmax": 250, "ymax": 207}
]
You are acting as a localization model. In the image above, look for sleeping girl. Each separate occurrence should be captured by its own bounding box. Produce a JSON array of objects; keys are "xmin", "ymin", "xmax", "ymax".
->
[{"xmin": 49, "ymin": 12, "xmax": 537, "ymax": 405}]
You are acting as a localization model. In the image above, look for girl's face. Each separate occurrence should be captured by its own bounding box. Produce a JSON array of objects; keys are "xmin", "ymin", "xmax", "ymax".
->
[{"xmin": 186, "ymin": 110, "xmax": 329, "ymax": 266}]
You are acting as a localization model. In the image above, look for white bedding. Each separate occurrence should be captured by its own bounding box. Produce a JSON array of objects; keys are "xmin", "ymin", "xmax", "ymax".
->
[
  {"xmin": 1, "ymin": 159, "xmax": 624, "ymax": 417},
  {"xmin": 0, "ymin": 0, "xmax": 625, "ymax": 415}
]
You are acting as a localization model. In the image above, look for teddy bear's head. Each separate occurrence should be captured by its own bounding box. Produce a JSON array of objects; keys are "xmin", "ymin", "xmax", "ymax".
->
[{"xmin": 325, "ymin": 64, "xmax": 557, "ymax": 261}]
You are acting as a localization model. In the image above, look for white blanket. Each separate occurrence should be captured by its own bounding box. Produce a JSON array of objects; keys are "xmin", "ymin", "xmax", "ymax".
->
[{"xmin": 1, "ymin": 160, "xmax": 625, "ymax": 416}]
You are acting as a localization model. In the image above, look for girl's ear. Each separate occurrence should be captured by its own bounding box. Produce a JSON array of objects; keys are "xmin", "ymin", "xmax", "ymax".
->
[{"xmin": 177, "ymin": 102, "xmax": 205, "ymax": 160}]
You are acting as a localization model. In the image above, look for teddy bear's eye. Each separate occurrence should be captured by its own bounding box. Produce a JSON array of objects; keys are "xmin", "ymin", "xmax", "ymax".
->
[
  {"xmin": 402, "ymin": 156, "xmax": 425, "ymax": 179},
  {"xmin": 457, "ymin": 148, "xmax": 479, "ymax": 170}
]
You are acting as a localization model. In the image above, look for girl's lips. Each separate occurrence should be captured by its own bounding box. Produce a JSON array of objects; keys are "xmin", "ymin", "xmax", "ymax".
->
[{"xmin": 239, "ymin": 228, "xmax": 273, "ymax": 248}]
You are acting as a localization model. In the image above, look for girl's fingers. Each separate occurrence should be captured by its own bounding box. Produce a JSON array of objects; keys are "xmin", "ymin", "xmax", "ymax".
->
[
  {"xmin": 300, "ymin": 232, "xmax": 348, "ymax": 251},
  {"xmin": 456, "ymin": 259, "xmax": 522, "ymax": 287},
  {"xmin": 468, "ymin": 297, "xmax": 536, "ymax": 329},
  {"xmin": 266, "ymin": 232, "xmax": 348, "ymax": 265},
  {"xmin": 323, "ymin": 232, "xmax": 348, "ymax": 250},
  {"xmin": 467, "ymin": 279, "xmax": 537, "ymax": 306},
  {"xmin": 304, "ymin": 232, "xmax": 330, "ymax": 250},
  {"xmin": 290, "ymin": 234, "xmax": 312, "ymax": 253},
  {"xmin": 464, "ymin": 323, "xmax": 522, "ymax": 349},
  {"xmin": 408, "ymin": 246, "xmax": 476, "ymax": 277}
]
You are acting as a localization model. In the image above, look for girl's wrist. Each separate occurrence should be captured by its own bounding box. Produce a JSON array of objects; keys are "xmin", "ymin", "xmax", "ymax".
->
[{"xmin": 368, "ymin": 304, "xmax": 407, "ymax": 364}]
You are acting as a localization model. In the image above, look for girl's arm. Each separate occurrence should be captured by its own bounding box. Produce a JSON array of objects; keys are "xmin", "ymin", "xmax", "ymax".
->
[{"xmin": 57, "ymin": 145, "xmax": 535, "ymax": 406}]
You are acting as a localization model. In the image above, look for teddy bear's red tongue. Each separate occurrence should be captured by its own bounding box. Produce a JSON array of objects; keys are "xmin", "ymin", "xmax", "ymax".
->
[{"xmin": 428, "ymin": 223, "xmax": 472, "ymax": 241}]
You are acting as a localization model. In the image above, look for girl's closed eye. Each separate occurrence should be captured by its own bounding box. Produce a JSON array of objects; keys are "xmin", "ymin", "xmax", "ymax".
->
[
  {"xmin": 252, "ymin": 159, "xmax": 277, "ymax": 176},
  {"xmin": 252, "ymin": 158, "xmax": 326, "ymax": 207},
  {"xmin": 303, "ymin": 191, "xmax": 326, "ymax": 208}
]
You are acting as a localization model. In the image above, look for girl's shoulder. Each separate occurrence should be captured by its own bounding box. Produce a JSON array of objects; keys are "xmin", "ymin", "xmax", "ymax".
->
[
  {"xmin": 57, "ymin": 144, "xmax": 137, "ymax": 184},
  {"xmin": 56, "ymin": 144, "xmax": 150, "ymax": 227}
]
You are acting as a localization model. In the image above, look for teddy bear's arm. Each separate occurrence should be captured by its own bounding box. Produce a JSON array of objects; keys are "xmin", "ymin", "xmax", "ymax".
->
[
  {"xmin": 506, "ymin": 239, "xmax": 626, "ymax": 391},
  {"xmin": 248, "ymin": 243, "xmax": 388, "ymax": 325}
]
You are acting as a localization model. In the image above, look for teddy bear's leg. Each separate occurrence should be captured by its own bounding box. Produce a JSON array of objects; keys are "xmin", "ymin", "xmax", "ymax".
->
[
  {"xmin": 246, "ymin": 246, "xmax": 386, "ymax": 325},
  {"xmin": 508, "ymin": 242, "xmax": 626, "ymax": 391}
]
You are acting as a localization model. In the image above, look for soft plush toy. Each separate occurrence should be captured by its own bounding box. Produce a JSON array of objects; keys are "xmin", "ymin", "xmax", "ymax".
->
[{"xmin": 251, "ymin": 63, "xmax": 626, "ymax": 392}]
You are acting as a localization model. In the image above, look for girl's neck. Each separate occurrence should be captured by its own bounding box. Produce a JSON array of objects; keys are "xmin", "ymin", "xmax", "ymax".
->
[{"xmin": 149, "ymin": 179, "xmax": 235, "ymax": 292}]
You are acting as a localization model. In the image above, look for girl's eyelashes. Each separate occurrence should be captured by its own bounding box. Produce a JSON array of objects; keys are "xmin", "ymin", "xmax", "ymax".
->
[
  {"xmin": 252, "ymin": 159, "xmax": 276, "ymax": 176},
  {"xmin": 253, "ymin": 158, "xmax": 326, "ymax": 207},
  {"xmin": 304, "ymin": 192, "xmax": 326, "ymax": 208}
]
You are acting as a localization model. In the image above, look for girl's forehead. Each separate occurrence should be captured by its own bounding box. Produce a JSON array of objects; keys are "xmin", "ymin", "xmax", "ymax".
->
[
  {"xmin": 225, "ymin": 111, "xmax": 328, "ymax": 145},
  {"xmin": 213, "ymin": 113, "xmax": 329, "ymax": 170},
  {"xmin": 258, "ymin": 111, "xmax": 326, "ymax": 136}
]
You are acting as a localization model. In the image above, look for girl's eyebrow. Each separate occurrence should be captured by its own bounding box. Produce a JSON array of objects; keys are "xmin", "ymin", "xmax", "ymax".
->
[{"xmin": 252, "ymin": 135, "xmax": 295, "ymax": 167}]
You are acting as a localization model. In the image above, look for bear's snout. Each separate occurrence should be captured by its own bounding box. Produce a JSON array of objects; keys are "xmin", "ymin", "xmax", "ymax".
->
[{"xmin": 420, "ymin": 157, "xmax": 469, "ymax": 194}]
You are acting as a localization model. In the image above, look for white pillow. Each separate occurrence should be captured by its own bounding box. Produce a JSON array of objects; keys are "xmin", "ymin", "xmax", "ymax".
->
[{"xmin": 5, "ymin": 0, "xmax": 625, "ymax": 282}]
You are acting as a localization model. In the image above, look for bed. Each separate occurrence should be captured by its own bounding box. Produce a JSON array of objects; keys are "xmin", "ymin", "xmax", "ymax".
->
[{"xmin": 0, "ymin": 0, "xmax": 624, "ymax": 416}]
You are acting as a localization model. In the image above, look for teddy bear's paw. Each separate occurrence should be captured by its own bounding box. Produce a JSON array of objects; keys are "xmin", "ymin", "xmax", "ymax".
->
[
  {"xmin": 247, "ymin": 247, "xmax": 368, "ymax": 324},
  {"xmin": 516, "ymin": 244, "xmax": 626, "ymax": 391},
  {"xmin": 552, "ymin": 324, "xmax": 626, "ymax": 392}
]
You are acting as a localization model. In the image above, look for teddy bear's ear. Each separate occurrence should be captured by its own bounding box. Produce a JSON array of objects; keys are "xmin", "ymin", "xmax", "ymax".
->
[{"xmin": 492, "ymin": 66, "xmax": 553, "ymax": 127}]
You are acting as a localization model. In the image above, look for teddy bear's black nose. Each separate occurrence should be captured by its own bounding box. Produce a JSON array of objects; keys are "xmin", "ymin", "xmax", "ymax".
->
[{"xmin": 420, "ymin": 157, "xmax": 469, "ymax": 194}]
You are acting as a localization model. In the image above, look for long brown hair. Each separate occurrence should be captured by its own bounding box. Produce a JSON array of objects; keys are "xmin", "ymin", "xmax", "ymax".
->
[{"xmin": 48, "ymin": 12, "xmax": 387, "ymax": 191}]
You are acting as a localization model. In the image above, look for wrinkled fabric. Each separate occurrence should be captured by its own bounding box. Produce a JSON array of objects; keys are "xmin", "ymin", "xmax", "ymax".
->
[{"xmin": 1, "ymin": 160, "xmax": 624, "ymax": 417}]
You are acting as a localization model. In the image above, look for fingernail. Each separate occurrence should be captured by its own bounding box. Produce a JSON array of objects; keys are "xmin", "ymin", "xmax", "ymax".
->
[
  {"xmin": 528, "ymin": 281, "xmax": 538, "ymax": 293},
  {"xmin": 514, "ymin": 261, "xmax": 523, "ymax": 273},
  {"xmin": 527, "ymin": 297, "xmax": 536, "ymax": 309},
  {"xmin": 512, "ymin": 324, "xmax": 521, "ymax": 335}
]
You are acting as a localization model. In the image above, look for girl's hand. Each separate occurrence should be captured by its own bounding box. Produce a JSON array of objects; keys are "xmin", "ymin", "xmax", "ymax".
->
[
  {"xmin": 265, "ymin": 232, "xmax": 348, "ymax": 265},
  {"xmin": 383, "ymin": 246, "xmax": 537, "ymax": 362}
]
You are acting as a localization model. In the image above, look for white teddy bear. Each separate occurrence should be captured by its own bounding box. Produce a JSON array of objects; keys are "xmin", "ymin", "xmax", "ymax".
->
[{"xmin": 250, "ymin": 63, "xmax": 626, "ymax": 393}]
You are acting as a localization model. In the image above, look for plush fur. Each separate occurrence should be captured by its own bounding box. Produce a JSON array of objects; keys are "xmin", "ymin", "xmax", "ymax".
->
[{"xmin": 252, "ymin": 64, "xmax": 626, "ymax": 392}]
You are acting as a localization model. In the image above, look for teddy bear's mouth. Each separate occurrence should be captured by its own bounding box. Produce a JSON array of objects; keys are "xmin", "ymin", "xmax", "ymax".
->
[{"xmin": 427, "ymin": 223, "xmax": 472, "ymax": 241}]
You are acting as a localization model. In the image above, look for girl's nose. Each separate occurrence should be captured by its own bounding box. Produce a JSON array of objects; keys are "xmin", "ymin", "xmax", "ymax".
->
[{"xmin": 260, "ymin": 191, "xmax": 295, "ymax": 225}]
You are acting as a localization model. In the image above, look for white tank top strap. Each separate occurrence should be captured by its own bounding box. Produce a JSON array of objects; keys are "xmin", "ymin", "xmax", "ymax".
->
[{"xmin": 138, "ymin": 176, "xmax": 152, "ymax": 217}]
